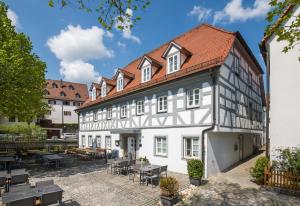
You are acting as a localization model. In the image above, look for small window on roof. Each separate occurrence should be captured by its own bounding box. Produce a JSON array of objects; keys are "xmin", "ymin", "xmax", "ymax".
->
[
  {"xmin": 69, "ymin": 85, "xmax": 74, "ymax": 90},
  {"xmin": 75, "ymin": 93, "xmax": 81, "ymax": 98},
  {"xmin": 167, "ymin": 53, "xmax": 180, "ymax": 74},
  {"xmin": 117, "ymin": 76, "xmax": 124, "ymax": 91},
  {"xmin": 60, "ymin": 91, "xmax": 66, "ymax": 97},
  {"xmin": 101, "ymin": 84, "xmax": 107, "ymax": 97},
  {"xmin": 52, "ymin": 83, "xmax": 58, "ymax": 88},
  {"xmin": 44, "ymin": 90, "xmax": 50, "ymax": 95},
  {"xmin": 142, "ymin": 66, "xmax": 151, "ymax": 83}
]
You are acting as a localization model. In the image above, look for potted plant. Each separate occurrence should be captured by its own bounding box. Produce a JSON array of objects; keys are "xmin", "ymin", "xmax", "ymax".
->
[
  {"xmin": 250, "ymin": 156, "xmax": 269, "ymax": 184},
  {"xmin": 159, "ymin": 177, "xmax": 179, "ymax": 206},
  {"xmin": 187, "ymin": 159, "xmax": 204, "ymax": 186}
]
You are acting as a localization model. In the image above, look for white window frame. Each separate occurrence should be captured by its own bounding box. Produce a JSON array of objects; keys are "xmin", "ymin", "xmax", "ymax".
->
[
  {"xmin": 96, "ymin": 135, "xmax": 101, "ymax": 148},
  {"xmin": 93, "ymin": 111, "xmax": 98, "ymax": 122},
  {"xmin": 105, "ymin": 136, "xmax": 111, "ymax": 149},
  {"xmin": 167, "ymin": 52, "xmax": 180, "ymax": 74},
  {"xmin": 142, "ymin": 66, "xmax": 151, "ymax": 82},
  {"xmin": 154, "ymin": 136, "xmax": 167, "ymax": 157},
  {"xmin": 117, "ymin": 76, "xmax": 124, "ymax": 91},
  {"xmin": 157, "ymin": 96, "xmax": 168, "ymax": 113},
  {"xmin": 187, "ymin": 88, "xmax": 201, "ymax": 108},
  {"xmin": 120, "ymin": 105, "xmax": 127, "ymax": 118},
  {"xmin": 183, "ymin": 137, "xmax": 200, "ymax": 159},
  {"xmin": 234, "ymin": 56, "xmax": 241, "ymax": 74},
  {"xmin": 81, "ymin": 135, "xmax": 86, "ymax": 147},
  {"xmin": 101, "ymin": 84, "xmax": 107, "ymax": 97},
  {"xmin": 106, "ymin": 107, "xmax": 112, "ymax": 120},
  {"xmin": 88, "ymin": 135, "xmax": 93, "ymax": 147},
  {"xmin": 136, "ymin": 100, "xmax": 144, "ymax": 115},
  {"xmin": 92, "ymin": 88, "xmax": 96, "ymax": 100}
]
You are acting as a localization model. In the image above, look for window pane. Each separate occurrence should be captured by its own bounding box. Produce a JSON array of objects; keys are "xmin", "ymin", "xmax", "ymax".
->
[
  {"xmin": 174, "ymin": 55, "xmax": 178, "ymax": 70},
  {"xmin": 169, "ymin": 56, "xmax": 173, "ymax": 72},
  {"xmin": 185, "ymin": 139, "xmax": 191, "ymax": 156}
]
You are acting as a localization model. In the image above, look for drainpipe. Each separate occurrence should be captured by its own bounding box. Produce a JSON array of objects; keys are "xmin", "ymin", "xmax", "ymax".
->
[{"xmin": 201, "ymin": 71, "xmax": 217, "ymax": 178}]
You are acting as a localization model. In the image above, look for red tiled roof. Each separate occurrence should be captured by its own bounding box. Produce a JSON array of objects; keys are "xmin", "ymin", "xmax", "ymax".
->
[
  {"xmin": 100, "ymin": 77, "xmax": 116, "ymax": 86},
  {"xmin": 78, "ymin": 24, "xmax": 257, "ymax": 111},
  {"xmin": 45, "ymin": 79, "xmax": 89, "ymax": 102},
  {"xmin": 113, "ymin": 68, "xmax": 135, "ymax": 80}
]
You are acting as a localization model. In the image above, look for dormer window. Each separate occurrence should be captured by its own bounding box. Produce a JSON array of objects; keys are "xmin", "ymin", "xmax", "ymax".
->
[
  {"xmin": 69, "ymin": 85, "xmax": 74, "ymax": 90},
  {"xmin": 75, "ymin": 93, "xmax": 81, "ymax": 99},
  {"xmin": 92, "ymin": 87, "xmax": 96, "ymax": 101},
  {"xmin": 60, "ymin": 91, "xmax": 66, "ymax": 97},
  {"xmin": 44, "ymin": 90, "xmax": 50, "ymax": 95},
  {"xmin": 52, "ymin": 83, "xmax": 58, "ymax": 88},
  {"xmin": 168, "ymin": 52, "xmax": 180, "ymax": 74},
  {"xmin": 142, "ymin": 66, "xmax": 151, "ymax": 82},
  {"xmin": 117, "ymin": 76, "xmax": 124, "ymax": 91},
  {"xmin": 101, "ymin": 83, "xmax": 107, "ymax": 97}
]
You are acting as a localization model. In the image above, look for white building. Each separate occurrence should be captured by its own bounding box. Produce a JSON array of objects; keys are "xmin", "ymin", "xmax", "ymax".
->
[
  {"xmin": 78, "ymin": 24, "xmax": 265, "ymax": 177},
  {"xmin": 260, "ymin": 5, "xmax": 300, "ymax": 159},
  {"xmin": 42, "ymin": 79, "xmax": 89, "ymax": 138}
]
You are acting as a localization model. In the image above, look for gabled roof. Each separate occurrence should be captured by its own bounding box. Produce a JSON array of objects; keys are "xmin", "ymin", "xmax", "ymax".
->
[
  {"xmin": 89, "ymin": 82, "xmax": 101, "ymax": 91},
  {"xmin": 45, "ymin": 79, "xmax": 89, "ymax": 102},
  {"xmin": 99, "ymin": 77, "xmax": 116, "ymax": 86},
  {"xmin": 162, "ymin": 41, "xmax": 192, "ymax": 58},
  {"xmin": 137, "ymin": 55, "xmax": 163, "ymax": 69},
  {"xmin": 78, "ymin": 24, "xmax": 261, "ymax": 111},
  {"xmin": 113, "ymin": 68, "xmax": 135, "ymax": 80}
]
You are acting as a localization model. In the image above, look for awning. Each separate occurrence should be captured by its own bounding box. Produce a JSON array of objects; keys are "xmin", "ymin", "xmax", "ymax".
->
[{"xmin": 110, "ymin": 129, "xmax": 141, "ymax": 134}]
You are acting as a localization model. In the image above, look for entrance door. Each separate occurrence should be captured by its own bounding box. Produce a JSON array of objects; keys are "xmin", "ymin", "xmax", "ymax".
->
[{"xmin": 127, "ymin": 137, "xmax": 136, "ymax": 159}]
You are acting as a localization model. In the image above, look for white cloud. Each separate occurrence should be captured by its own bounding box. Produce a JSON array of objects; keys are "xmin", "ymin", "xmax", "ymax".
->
[
  {"xmin": 213, "ymin": 0, "xmax": 270, "ymax": 24},
  {"xmin": 115, "ymin": 8, "xmax": 141, "ymax": 44},
  {"xmin": 7, "ymin": 9, "xmax": 20, "ymax": 28},
  {"xmin": 117, "ymin": 41, "xmax": 126, "ymax": 48},
  {"xmin": 47, "ymin": 25, "xmax": 114, "ymax": 84},
  {"xmin": 188, "ymin": 5, "xmax": 212, "ymax": 22}
]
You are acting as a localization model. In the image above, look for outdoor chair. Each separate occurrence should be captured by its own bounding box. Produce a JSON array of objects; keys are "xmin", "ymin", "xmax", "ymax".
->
[
  {"xmin": 114, "ymin": 161, "xmax": 128, "ymax": 175},
  {"xmin": 144, "ymin": 168, "xmax": 161, "ymax": 188},
  {"xmin": 35, "ymin": 180, "xmax": 54, "ymax": 188},
  {"xmin": 160, "ymin": 165, "xmax": 168, "ymax": 177}
]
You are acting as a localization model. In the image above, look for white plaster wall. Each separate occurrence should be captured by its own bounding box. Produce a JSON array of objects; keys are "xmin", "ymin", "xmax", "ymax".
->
[
  {"xmin": 268, "ymin": 5, "xmax": 300, "ymax": 158},
  {"xmin": 138, "ymin": 126, "xmax": 207, "ymax": 174},
  {"xmin": 46, "ymin": 100, "xmax": 79, "ymax": 124},
  {"xmin": 79, "ymin": 131, "xmax": 120, "ymax": 151}
]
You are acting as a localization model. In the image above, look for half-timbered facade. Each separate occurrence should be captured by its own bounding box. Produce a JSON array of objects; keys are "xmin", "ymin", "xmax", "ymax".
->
[{"xmin": 77, "ymin": 24, "xmax": 264, "ymax": 177}]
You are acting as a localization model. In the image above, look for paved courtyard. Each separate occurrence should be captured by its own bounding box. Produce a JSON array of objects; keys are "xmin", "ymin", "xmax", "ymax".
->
[{"xmin": 28, "ymin": 160, "xmax": 190, "ymax": 206}]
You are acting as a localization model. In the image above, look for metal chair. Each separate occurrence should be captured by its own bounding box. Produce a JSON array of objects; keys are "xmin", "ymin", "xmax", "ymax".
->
[
  {"xmin": 160, "ymin": 165, "xmax": 168, "ymax": 177},
  {"xmin": 144, "ymin": 168, "xmax": 161, "ymax": 188}
]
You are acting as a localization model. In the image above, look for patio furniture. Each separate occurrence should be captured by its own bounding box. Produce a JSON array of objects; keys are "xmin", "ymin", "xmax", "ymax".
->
[
  {"xmin": 10, "ymin": 169, "xmax": 29, "ymax": 185},
  {"xmin": 2, "ymin": 187, "xmax": 38, "ymax": 206},
  {"xmin": 0, "ymin": 170, "xmax": 8, "ymax": 196},
  {"xmin": 0, "ymin": 156, "xmax": 16, "ymax": 172},
  {"xmin": 144, "ymin": 167, "xmax": 161, "ymax": 188},
  {"xmin": 160, "ymin": 165, "xmax": 168, "ymax": 177},
  {"xmin": 139, "ymin": 165, "xmax": 161, "ymax": 185},
  {"xmin": 43, "ymin": 154, "xmax": 64, "ymax": 169},
  {"xmin": 9, "ymin": 184, "xmax": 31, "ymax": 192},
  {"xmin": 37, "ymin": 184, "xmax": 63, "ymax": 206},
  {"xmin": 35, "ymin": 180, "xmax": 54, "ymax": 188},
  {"xmin": 114, "ymin": 160, "xmax": 129, "ymax": 175}
]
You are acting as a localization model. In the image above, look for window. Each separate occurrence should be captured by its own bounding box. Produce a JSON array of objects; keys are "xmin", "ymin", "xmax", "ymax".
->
[
  {"xmin": 44, "ymin": 90, "xmax": 50, "ymax": 95},
  {"xmin": 81, "ymin": 135, "xmax": 86, "ymax": 147},
  {"xmin": 167, "ymin": 53, "xmax": 180, "ymax": 74},
  {"xmin": 60, "ymin": 91, "xmax": 66, "ymax": 97},
  {"xmin": 96, "ymin": 136, "xmax": 101, "ymax": 148},
  {"xmin": 82, "ymin": 115, "xmax": 86, "ymax": 123},
  {"xmin": 88, "ymin": 135, "xmax": 93, "ymax": 147},
  {"xmin": 48, "ymin": 100, "xmax": 56, "ymax": 105},
  {"xmin": 75, "ymin": 93, "xmax": 81, "ymax": 98},
  {"xmin": 117, "ymin": 77, "xmax": 124, "ymax": 91},
  {"xmin": 93, "ymin": 111, "xmax": 98, "ymax": 121},
  {"xmin": 249, "ymin": 102, "xmax": 253, "ymax": 122},
  {"xmin": 101, "ymin": 84, "xmax": 107, "ymax": 97},
  {"xmin": 73, "ymin": 102, "xmax": 81, "ymax": 106},
  {"xmin": 136, "ymin": 100, "xmax": 144, "ymax": 115},
  {"xmin": 142, "ymin": 66, "xmax": 151, "ymax": 82},
  {"xmin": 69, "ymin": 85, "xmax": 74, "ymax": 90},
  {"xmin": 52, "ymin": 83, "xmax": 58, "ymax": 88},
  {"xmin": 105, "ymin": 136, "xmax": 111, "ymax": 149},
  {"xmin": 63, "ymin": 101, "xmax": 70, "ymax": 106},
  {"xmin": 157, "ymin": 96, "xmax": 168, "ymax": 113},
  {"xmin": 120, "ymin": 105, "xmax": 127, "ymax": 118},
  {"xmin": 106, "ymin": 107, "xmax": 112, "ymax": 120},
  {"xmin": 64, "ymin": 111, "xmax": 71, "ymax": 116},
  {"xmin": 234, "ymin": 56, "xmax": 241, "ymax": 74},
  {"xmin": 183, "ymin": 137, "xmax": 200, "ymax": 158},
  {"xmin": 187, "ymin": 88, "xmax": 200, "ymax": 108},
  {"xmin": 155, "ymin": 136, "xmax": 167, "ymax": 156},
  {"xmin": 248, "ymin": 73, "xmax": 253, "ymax": 88}
]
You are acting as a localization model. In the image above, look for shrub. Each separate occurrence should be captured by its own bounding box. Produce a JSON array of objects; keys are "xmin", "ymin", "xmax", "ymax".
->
[
  {"xmin": 250, "ymin": 156, "xmax": 269, "ymax": 183},
  {"xmin": 273, "ymin": 148, "xmax": 300, "ymax": 176},
  {"xmin": 187, "ymin": 159, "xmax": 204, "ymax": 179},
  {"xmin": 160, "ymin": 176, "xmax": 179, "ymax": 197}
]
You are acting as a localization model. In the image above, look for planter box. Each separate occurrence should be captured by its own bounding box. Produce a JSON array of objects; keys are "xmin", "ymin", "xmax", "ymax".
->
[
  {"xmin": 160, "ymin": 195, "xmax": 179, "ymax": 206},
  {"xmin": 189, "ymin": 177, "xmax": 202, "ymax": 186}
]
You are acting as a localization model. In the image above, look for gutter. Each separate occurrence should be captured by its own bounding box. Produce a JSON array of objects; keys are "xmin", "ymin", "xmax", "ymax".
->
[{"xmin": 201, "ymin": 72, "xmax": 217, "ymax": 177}]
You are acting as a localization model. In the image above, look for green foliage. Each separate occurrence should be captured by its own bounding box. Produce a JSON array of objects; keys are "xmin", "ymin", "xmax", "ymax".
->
[
  {"xmin": 250, "ymin": 156, "xmax": 269, "ymax": 182},
  {"xmin": 187, "ymin": 159, "xmax": 204, "ymax": 179},
  {"xmin": 266, "ymin": 0, "xmax": 300, "ymax": 61},
  {"xmin": 159, "ymin": 176, "xmax": 179, "ymax": 197},
  {"xmin": 0, "ymin": 1, "xmax": 49, "ymax": 122},
  {"xmin": 273, "ymin": 148, "xmax": 300, "ymax": 176},
  {"xmin": 138, "ymin": 156, "xmax": 149, "ymax": 163},
  {"xmin": 0, "ymin": 124, "xmax": 46, "ymax": 140},
  {"xmin": 48, "ymin": 0, "xmax": 151, "ymax": 31}
]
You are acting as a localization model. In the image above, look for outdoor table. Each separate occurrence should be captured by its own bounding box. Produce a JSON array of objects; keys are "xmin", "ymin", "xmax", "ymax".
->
[
  {"xmin": 137, "ymin": 164, "xmax": 161, "ymax": 184},
  {"xmin": 43, "ymin": 154, "xmax": 64, "ymax": 168},
  {"xmin": 0, "ymin": 156, "xmax": 15, "ymax": 171},
  {"xmin": 36, "ymin": 184, "xmax": 63, "ymax": 205},
  {"xmin": 0, "ymin": 170, "xmax": 9, "ymax": 192},
  {"xmin": 9, "ymin": 169, "xmax": 29, "ymax": 186},
  {"xmin": 2, "ymin": 186, "xmax": 39, "ymax": 206}
]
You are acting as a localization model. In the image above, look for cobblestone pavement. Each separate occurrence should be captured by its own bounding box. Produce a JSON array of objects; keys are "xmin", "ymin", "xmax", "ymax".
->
[{"xmin": 28, "ymin": 160, "xmax": 190, "ymax": 206}]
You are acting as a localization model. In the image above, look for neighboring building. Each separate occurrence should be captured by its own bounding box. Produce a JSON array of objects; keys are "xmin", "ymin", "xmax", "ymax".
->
[
  {"xmin": 260, "ymin": 5, "xmax": 300, "ymax": 159},
  {"xmin": 41, "ymin": 79, "xmax": 89, "ymax": 138},
  {"xmin": 78, "ymin": 24, "xmax": 265, "ymax": 177}
]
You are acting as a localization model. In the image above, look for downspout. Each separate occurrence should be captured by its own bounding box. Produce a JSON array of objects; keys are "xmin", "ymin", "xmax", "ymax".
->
[
  {"xmin": 265, "ymin": 46, "xmax": 270, "ymax": 160},
  {"xmin": 201, "ymin": 72, "xmax": 217, "ymax": 177}
]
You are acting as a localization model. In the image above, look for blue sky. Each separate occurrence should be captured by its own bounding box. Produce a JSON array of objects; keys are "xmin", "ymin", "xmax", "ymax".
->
[{"xmin": 5, "ymin": 0, "xmax": 269, "ymax": 86}]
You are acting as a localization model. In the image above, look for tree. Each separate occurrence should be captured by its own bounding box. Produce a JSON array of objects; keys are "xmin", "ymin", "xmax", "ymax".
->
[
  {"xmin": 48, "ymin": 0, "xmax": 151, "ymax": 30},
  {"xmin": 266, "ymin": 0, "xmax": 300, "ymax": 60},
  {"xmin": 0, "ymin": 1, "xmax": 49, "ymax": 124}
]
